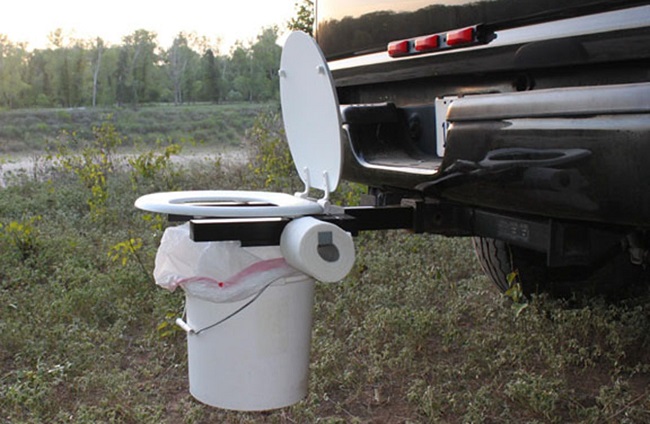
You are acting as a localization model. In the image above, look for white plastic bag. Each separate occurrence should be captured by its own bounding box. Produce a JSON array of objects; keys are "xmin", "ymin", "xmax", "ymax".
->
[{"xmin": 153, "ymin": 223, "xmax": 302, "ymax": 303}]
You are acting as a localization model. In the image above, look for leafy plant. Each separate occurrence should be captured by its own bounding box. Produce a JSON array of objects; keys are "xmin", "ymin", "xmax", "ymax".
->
[
  {"xmin": 53, "ymin": 120, "xmax": 123, "ymax": 221},
  {"xmin": 505, "ymin": 269, "xmax": 529, "ymax": 316},
  {"xmin": 108, "ymin": 237, "xmax": 143, "ymax": 266},
  {"xmin": 247, "ymin": 108, "xmax": 299, "ymax": 190},
  {"xmin": 128, "ymin": 141, "xmax": 183, "ymax": 191},
  {"xmin": 0, "ymin": 215, "xmax": 41, "ymax": 260}
]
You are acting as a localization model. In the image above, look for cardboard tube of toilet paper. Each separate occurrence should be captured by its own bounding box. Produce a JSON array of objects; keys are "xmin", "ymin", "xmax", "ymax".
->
[{"xmin": 280, "ymin": 216, "xmax": 355, "ymax": 283}]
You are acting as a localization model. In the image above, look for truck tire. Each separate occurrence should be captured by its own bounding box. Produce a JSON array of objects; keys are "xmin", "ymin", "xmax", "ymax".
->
[{"xmin": 472, "ymin": 237, "xmax": 649, "ymax": 300}]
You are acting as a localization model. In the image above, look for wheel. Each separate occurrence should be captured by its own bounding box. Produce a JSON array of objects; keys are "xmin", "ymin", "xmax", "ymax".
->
[{"xmin": 472, "ymin": 237, "xmax": 650, "ymax": 300}]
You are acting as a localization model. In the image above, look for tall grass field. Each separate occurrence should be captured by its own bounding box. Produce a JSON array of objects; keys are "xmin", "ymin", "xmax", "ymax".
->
[
  {"xmin": 0, "ymin": 103, "xmax": 267, "ymax": 154},
  {"xmin": 1, "ymin": 104, "xmax": 649, "ymax": 423}
]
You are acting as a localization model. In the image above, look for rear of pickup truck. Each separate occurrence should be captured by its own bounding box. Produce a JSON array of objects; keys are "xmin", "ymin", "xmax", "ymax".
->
[{"xmin": 315, "ymin": 0, "xmax": 650, "ymax": 297}]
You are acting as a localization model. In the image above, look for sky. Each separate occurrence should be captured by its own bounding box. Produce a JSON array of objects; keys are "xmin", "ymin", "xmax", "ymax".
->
[{"xmin": 1, "ymin": 0, "xmax": 298, "ymax": 52}]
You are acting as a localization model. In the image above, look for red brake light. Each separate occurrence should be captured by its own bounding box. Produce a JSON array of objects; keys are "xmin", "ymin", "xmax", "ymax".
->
[
  {"xmin": 388, "ymin": 40, "xmax": 410, "ymax": 57},
  {"xmin": 414, "ymin": 35, "xmax": 440, "ymax": 52},
  {"xmin": 446, "ymin": 27, "xmax": 474, "ymax": 46},
  {"xmin": 387, "ymin": 25, "xmax": 488, "ymax": 59}
]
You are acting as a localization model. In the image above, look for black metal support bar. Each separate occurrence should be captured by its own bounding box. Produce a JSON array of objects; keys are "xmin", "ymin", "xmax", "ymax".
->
[
  {"xmin": 343, "ymin": 205, "xmax": 415, "ymax": 232},
  {"xmin": 189, "ymin": 205, "xmax": 417, "ymax": 246},
  {"xmin": 183, "ymin": 199, "xmax": 622, "ymax": 267},
  {"xmin": 414, "ymin": 200, "xmax": 473, "ymax": 236},
  {"xmin": 190, "ymin": 217, "xmax": 290, "ymax": 245}
]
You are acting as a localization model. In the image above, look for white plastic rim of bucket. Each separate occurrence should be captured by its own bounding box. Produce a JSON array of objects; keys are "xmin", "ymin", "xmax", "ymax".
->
[{"xmin": 184, "ymin": 275, "xmax": 315, "ymax": 411}]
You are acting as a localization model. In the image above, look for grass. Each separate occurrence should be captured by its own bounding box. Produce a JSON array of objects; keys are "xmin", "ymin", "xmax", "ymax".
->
[
  {"xmin": 0, "ymin": 103, "xmax": 271, "ymax": 153},
  {"xmin": 1, "ymin": 110, "xmax": 650, "ymax": 423}
]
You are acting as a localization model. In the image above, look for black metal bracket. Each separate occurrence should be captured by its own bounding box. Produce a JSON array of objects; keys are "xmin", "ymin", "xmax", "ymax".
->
[
  {"xmin": 182, "ymin": 198, "xmax": 624, "ymax": 267},
  {"xmin": 189, "ymin": 205, "xmax": 416, "ymax": 246}
]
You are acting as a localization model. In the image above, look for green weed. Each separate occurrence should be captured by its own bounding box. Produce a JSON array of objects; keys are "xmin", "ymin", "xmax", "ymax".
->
[
  {"xmin": 108, "ymin": 237, "xmax": 144, "ymax": 267},
  {"xmin": 246, "ymin": 108, "xmax": 299, "ymax": 191},
  {"xmin": 52, "ymin": 120, "xmax": 123, "ymax": 222},
  {"xmin": 0, "ymin": 215, "xmax": 41, "ymax": 261},
  {"xmin": 128, "ymin": 142, "xmax": 183, "ymax": 192}
]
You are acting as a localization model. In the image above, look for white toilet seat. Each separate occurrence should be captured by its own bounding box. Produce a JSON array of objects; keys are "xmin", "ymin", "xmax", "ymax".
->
[
  {"xmin": 134, "ymin": 190, "xmax": 325, "ymax": 218},
  {"xmin": 135, "ymin": 32, "xmax": 342, "ymax": 219}
]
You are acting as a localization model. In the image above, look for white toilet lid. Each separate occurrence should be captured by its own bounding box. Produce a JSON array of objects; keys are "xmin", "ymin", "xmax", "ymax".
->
[
  {"xmin": 280, "ymin": 31, "xmax": 342, "ymax": 193},
  {"xmin": 134, "ymin": 191, "xmax": 324, "ymax": 218}
]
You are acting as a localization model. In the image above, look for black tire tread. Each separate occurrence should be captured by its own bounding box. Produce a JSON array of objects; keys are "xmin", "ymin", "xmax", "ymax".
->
[
  {"xmin": 472, "ymin": 237, "xmax": 512, "ymax": 293},
  {"xmin": 473, "ymin": 236, "xmax": 650, "ymax": 300}
]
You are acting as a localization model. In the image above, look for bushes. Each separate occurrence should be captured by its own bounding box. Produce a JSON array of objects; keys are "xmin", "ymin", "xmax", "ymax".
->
[{"xmin": 0, "ymin": 103, "xmax": 268, "ymax": 153}]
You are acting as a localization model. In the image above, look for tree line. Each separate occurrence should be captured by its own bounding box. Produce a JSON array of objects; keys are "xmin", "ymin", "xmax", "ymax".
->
[{"xmin": 0, "ymin": 27, "xmax": 283, "ymax": 109}]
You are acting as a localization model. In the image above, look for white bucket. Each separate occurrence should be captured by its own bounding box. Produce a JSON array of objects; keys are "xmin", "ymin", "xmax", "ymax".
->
[{"xmin": 184, "ymin": 275, "xmax": 315, "ymax": 411}]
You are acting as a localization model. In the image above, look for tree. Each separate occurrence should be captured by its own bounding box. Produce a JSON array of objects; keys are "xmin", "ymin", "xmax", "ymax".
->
[
  {"xmin": 59, "ymin": 53, "xmax": 71, "ymax": 106},
  {"xmin": 115, "ymin": 47, "xmax": 130, "ymax": 105},
  {"xmin": 201, "ymin": 49, "xmax": 221, "ymax": 103},
  {"xmin": 288, "ymin": 0, "xmax": 315, "ymax": 35},
  {"xmin": 42, "ymin": 31, "xmax": 90, "ymax": 107},
  {"xmin": 164, "ymin": 32, "xmax": 205, "ymax": 105},
  {"xmin": 47, "ymin": 28, "xmax": 66, "ymax": 49},
  {"xmin": 96, "ymin": 46, "xmax": 121, "ymax": 106},
  {"xmin": 166, "ymin": 33, "xmax": 190, "ymax": 105},
  {"xmin": 228, "ymin": 43, "xmax": 252, "ymax": 101},
  {"xmin": 91, "ymin": 38, "xmax": 104, "ymax": 107},
  {"xmin": 121, "ymin": 29, "xmax": 158, "ymax": 106},
  {"xmin": 70, "ymin": 41, "xmax": 88, "ymax": 106},
  {"xmin": 0, "ymin": 24, "xmax": 288, "ymax": 109},
  {"xmin": 0, "ymin": 35, "xmax": 30, "ymax": 108},
  {"xmin": 250, "ymin": 27, "xmax": 281, "ymax": 100},
  {"xmin": 24, "ymin": 49, "xmax": 52, "ymax": 107}
]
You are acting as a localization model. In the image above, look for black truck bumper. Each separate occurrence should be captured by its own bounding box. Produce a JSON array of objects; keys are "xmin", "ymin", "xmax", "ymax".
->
[
  {"xmin": 339, "ymin": 82, "xmax": 650, "ymax": 230},
  {"xmin": 440, "ymin": 82, "xmax": 650, "ymax": 229}
]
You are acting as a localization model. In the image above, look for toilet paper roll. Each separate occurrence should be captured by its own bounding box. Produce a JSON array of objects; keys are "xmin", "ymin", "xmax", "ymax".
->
[{"xmin": 280, "ymin": 216, "xmax": 355, "ymax": 283}]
